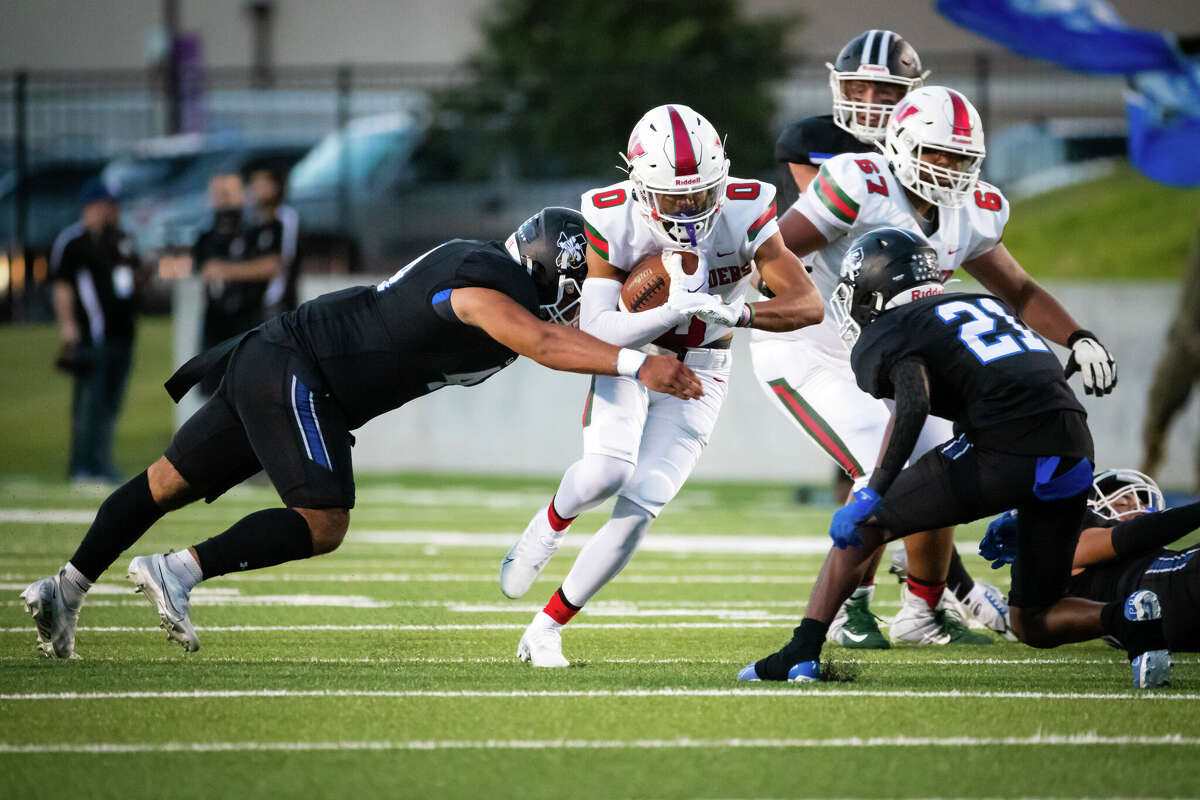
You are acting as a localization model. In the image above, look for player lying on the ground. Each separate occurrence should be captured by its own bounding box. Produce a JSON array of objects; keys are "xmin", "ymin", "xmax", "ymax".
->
[
  {"xmin": 755, "ymin": 84, "xmax": 1119, "ymax": 649},
  {"xmin": 499, "ymin": 104, "xmax": 823, "ymax": 667},
  {"xmin": 740, "ymin": 227, "xmax": 1170, "ymax": 689},
  {"xmin": 982, "ymin": 469, "xmax": 1200, "ymax": 652},
  {"xmin": 19, "ymin": 207, "xmax": 706, "ymax": 659}
]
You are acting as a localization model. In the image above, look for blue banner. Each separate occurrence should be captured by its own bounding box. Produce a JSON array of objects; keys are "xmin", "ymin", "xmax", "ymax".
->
[
  {"xmin": 936, "ymin": 0, "xmax": 1180, "ymax": 74},
  {"xmin": 1126, "ymin": 70, "xmax": 1200, "ymax": 187}
]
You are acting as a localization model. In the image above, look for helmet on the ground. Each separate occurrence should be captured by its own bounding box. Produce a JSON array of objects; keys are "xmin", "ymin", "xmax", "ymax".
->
[
  {"xmin": 883, "ymin": 86, "xmax": 985, "ymax": 208},
  {"xmin": 620, "ymin": 104, "xmax": 730, "ymax": 249},
  {"xmin": 830, "ymin": 227, "xmax": 943, "ymax": 346},
  {"xmin": 1089, "ymin": 469, "xmax": 1165, "ymax": 521},
  {"xmin": 828, "ymin": 29, "xmax": 928, "ymax": 143},
  {"xmin": 505, "ymin": 207, "xmax": 588, "ymax": 325}
]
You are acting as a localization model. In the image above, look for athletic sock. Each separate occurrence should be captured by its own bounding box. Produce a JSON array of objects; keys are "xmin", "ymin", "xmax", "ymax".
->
[
  {"xmin": 1101, "ymin": 600, "xmax": 1168, "ymax": 660},
  {"xmin": 69, "ymin": 471, "xmax": 165, "ymax": 582},
  {"xmin": 547, "ymin": 496, "xmax": 576, "ymax": 533},
  {"xmin": 165, "ymin": 549, "xmax": 204, "ymax": 591},
  {"xmin": 754, "ymin": 618, "xmax": 828, "ymax": 680},
  {"xmin": 946, "ymin": 550, "xmax": 975, "ymax": 602},
  {"xmin": 58, "ymin": 562, "xmax": 92, "ymax": 611},
  {"xmin": 906, "ymin": 574, "xmax": 946, "ymax": 611},
  {"xmin": 193, "ymin": 508, "xmax": 313, "ymax": 579},
  {"xmin": 542, "ymin": 587, "xmax": 581, "ymax": 625}
]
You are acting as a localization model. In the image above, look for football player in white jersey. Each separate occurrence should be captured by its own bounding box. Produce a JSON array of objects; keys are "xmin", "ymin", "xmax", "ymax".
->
[
  {"xmin": 499, "ymin": 104, "xmax": 823, "ymax": 667},
  {"xmin": 752, "ymin": 85, "xmax": 1118, "ymax": 646}
]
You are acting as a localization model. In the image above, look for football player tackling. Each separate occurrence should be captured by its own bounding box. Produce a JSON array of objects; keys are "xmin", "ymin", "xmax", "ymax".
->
[
  {"xmin": 20, "ymin": 208, "xmax": 704, "ymax": 658},
  {"xmin": 741, "ymin": 229, "xmax": 1169, "ymax": 690},
  {"xmin": 499, "ymin": 104, "xmax": 823, "ymax": 667}
]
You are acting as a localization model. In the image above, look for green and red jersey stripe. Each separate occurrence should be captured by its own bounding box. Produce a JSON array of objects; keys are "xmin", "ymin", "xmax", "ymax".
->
[
  {"xmin": 768, "ymin": 378, "xmax": 864, "ymax": 479},
  {"xmin": 746, "ymin": 201, "xmax": 777, "ymax": 242},
  {"xmin": 583, "ymin": 221, "xmax": 609, "ymax": 259},
  {"xmin": 815, "ymin": 167, "xmax": 859, "ymax": 226},
  {"xmin": 581, "ymin": 376, "xmax": 596, "ymax": 427}
]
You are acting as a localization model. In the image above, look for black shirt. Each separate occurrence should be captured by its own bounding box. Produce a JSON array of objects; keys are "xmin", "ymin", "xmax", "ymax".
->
[
  {"xmin": 51, "ymin": 223, "xmax": 141, "ymax": 345},
  {"xmin": 775, "ymin": 115, "xmax": 873, "ymax": 207},
  {"xmin": 260, "ymin": 239, "xmax": 539, "ymax": 429},
  {"xmin": 851, "ymin": 292, "xmax": 1090, "ymax": 457},
  {"xmin": 241, "ymin": 205, "xmax": 300, "ymax": 312}
]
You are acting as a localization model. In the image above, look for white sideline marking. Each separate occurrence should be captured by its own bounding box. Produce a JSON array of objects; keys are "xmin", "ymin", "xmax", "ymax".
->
[
  {"xmin": 3, "ymin": 688, "xmax": 1199, "ymax": 701},
  {"xmin": 0, "ymin": 573, "xmax": 820, "ymax": 585},
  {"xmin": 2, "ymin": 734, "xmax": 1199, "ymax": 754},
  {"xmin": 0, "ymin": 510, "xmax": 95, "ymax": 524},
  {"xmin": 0, "ymin": 623, "xmax": 786, "ymax": 633}
]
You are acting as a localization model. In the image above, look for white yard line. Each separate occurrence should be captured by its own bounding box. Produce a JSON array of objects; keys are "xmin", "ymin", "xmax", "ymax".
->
[
  {"xmin": 0, "ymin": 572, "xmax": 820, "ymax": 584},
  {"xmin": 1, "ymin": 734, "xmax": 1199, "ymax": 755},
  {"xmin": 0, "ymin": 623, "xmax": 787, "ymax": 633},
  {"xmin": 3, "ymin": 688, "xmax": 1199, "ymax": 701}
]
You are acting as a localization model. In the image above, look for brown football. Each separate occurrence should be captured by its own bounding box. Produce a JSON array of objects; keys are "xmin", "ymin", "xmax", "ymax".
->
[{"xmin": 620, "ymin": 251, "xmax": 699, "ymax": 312}]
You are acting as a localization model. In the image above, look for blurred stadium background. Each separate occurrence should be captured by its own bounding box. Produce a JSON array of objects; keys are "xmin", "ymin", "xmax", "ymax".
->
[{"xmin": 0, "ymin": 0, "xmax": 1198, "ymax": 489}]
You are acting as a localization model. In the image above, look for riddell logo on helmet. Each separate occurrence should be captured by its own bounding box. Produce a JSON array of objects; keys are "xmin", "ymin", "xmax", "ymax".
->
[
  {"xmin": 909, "ymin": 286, "xmax": 944, "ymax": 301},
  {"xmin": 674, "ymin": 176, "xmax": 703, "ymax": 186}
]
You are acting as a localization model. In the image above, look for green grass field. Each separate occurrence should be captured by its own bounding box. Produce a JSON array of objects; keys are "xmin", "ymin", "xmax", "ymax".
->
[{"xmin": 2, "ymin": 475, "xmax": 1199, "ymax": 799}]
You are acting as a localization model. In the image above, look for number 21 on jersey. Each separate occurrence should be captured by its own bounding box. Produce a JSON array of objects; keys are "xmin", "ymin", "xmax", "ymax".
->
[{"xmin": 935, "ymin": 297, "xmax": 1049, "ymax": 364}]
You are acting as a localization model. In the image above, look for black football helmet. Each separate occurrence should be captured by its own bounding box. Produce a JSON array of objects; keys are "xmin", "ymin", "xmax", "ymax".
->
[
  {"xmin": 828, "ymin": 30, "xmax": 928, "ymax": 143},
  {"xmin": 830, "ymin": 227, "xmax": 943, "ymax": 346},
  {"xmin": 505, "ymin": 207, "xmax": 588, "ymax": 325}
]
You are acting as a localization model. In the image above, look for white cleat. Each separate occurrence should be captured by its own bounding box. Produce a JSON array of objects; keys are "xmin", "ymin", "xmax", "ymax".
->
[
  {"xmin": 890, "ymin": 586, "xmax": 993, "ymax": 645},
  {"xmin": 500, "ymin": 506, "xmax": 563, "ymax": 599},
  {"xmin": 517, "ymin": 614, "xmax": 570, "ymax": 668},
  {"xmin": 19, "ymin": 571, "xmax": 80, "ymax": 659},
  {"xmin": 964, "ymin": 581, "xmax": 1017, "ymax": 641},
  {"xmin": 127, "ymin": 553, "xmax": 199, "ymax": 652}
]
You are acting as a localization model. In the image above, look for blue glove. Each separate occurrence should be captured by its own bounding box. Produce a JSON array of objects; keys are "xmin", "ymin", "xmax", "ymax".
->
[
  {"xmin": 979, "ymin": 510, "xmax": 1019, "ymax": 569},
  {"xmin": 829, "ymin": 488, "xmax": 881, "ymax": 549}
]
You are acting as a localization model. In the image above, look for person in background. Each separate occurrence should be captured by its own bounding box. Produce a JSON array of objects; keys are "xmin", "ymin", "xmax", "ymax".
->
[
  {"xmin": 50, "ymin": 178, "xmax": 144, "ymax": 484},
  {"xmin": 1141, "ymin": 218, "xmax": 1200, "ymax": 495},
  {"xmin": 242, "ymin": 158, "xmax": 301, "ymax": 315}
]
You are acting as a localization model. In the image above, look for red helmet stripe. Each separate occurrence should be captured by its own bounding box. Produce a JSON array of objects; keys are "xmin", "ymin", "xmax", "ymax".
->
[
  {"xmin": 667, "ymin": 106, "xmax": 699, "ymax": 177},
  {"xmin": 946, "ymin": 90, "xmax": 972, "ymax": 138}
]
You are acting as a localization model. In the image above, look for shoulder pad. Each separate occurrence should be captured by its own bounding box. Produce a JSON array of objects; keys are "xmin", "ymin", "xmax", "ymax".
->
[{"xmin": 581, "ymin": 182, "xmax": 634, "ymax": 262}]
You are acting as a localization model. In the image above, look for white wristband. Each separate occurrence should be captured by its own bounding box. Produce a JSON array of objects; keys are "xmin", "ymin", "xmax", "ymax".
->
[{"xmin": 616, "ymin": 348, "xmax": 648, "ymax": 378}]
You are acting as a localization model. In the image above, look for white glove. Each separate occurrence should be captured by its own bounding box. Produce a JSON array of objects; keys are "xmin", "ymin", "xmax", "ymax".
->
[
  {"xmin": 692, "ymin": 296, "xmax": 748, "ymax": 328},
  {"xmin": 1064, "ymin": 329, "xmax": 1117, "ymax": 396}
]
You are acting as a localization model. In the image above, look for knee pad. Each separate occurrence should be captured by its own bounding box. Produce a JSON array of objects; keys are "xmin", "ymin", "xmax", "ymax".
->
[{"xmin": 555, "ymin": 454, "xmax": 636, "ymax": 517}]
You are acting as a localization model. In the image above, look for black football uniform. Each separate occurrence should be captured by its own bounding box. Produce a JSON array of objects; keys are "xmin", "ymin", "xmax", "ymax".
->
[
  {"xmin": 241, "ymin": 205, "xmax": 300, "ymax": 313},
  {"xmin": 164, "ymin": 239, "xmax": 539, "ymax": 509},
  {"xmin": 1068, "ymin": 508, "xmax": 1200, "ymax": 651},
  {"xmin": 775, "ymin": 115, "xmax": 871, "ymax": 207},
  {"xmin": 851, "ymin": 291, "xmax": 1094, "ymax": 610}
]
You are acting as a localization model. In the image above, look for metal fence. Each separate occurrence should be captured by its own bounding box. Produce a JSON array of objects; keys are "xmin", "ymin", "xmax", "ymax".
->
[{"xmin": 0, "ymin": 53, "xmax": 1131, "ymax": 320}]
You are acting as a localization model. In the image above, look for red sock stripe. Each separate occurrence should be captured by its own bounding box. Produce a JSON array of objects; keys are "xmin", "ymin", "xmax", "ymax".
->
[
  {"xmin": 543, "ymin": 587, "xmax": 580, "ymax": 625},
  {"xmin": 547, "ymin": 497, "xmax": 576, "ymax": 532},
  {"xmin": 907, "ymin": 576, "xmax": 945, "ymax": 611}
]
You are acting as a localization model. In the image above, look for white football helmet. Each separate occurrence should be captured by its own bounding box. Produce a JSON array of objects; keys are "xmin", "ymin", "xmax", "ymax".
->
[
  {"xmin": 1089, "ymin": 469, "xmax": 1165, "ymax": 521},
  {"xmin": 883, "ymin": 86, "xmax": 985, "ymax": 209},
  {"xmin": 621, "ymin": 104, "xmax": 730, "ymax": 248}
]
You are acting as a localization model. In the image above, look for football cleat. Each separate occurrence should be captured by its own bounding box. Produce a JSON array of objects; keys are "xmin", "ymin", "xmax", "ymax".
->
[
  {"xmin": 127, "ymin": 553, "xmax": 200, "ymax": 653},
  {"xmin": 500, "ymin": 506, "xmax": 564, "ymax": 599},
  {"xmin": 1125, "ymin": 590, "xmax": 1170, "ymax": 689},
  {"xmin": 963, "ymin": 582, "xmax": 1017, "ymax": 641},
  {"xmin": 888, "ymin": 545, "xmax": 908, "ymax": 582},
  {"xmin": 516, "ymin": 614, "xmax": 569, "ymax": 668},
  {"xmin": 827, "ymin": 590, "xmax": 890, "ymax": 649},
  {"xmin": 736, "ymin": 659, "xmax": 820, "ymax": 683},
  {"xmin": 890, "ymin": 586, "xmax": 993, "ymax": 645},
  {"xmin": 19, "ymin": 571, "xmax": 81, "ymax": 659}
]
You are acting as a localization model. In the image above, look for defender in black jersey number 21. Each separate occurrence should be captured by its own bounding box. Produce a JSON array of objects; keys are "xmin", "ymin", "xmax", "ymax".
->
[
  {"xmin": 740, "ymin": 228, "xmax": 1170, "ymax": 689},
  {"xmin": 19, "ymin": 207, "xmax": 703, "ymax": 660}
]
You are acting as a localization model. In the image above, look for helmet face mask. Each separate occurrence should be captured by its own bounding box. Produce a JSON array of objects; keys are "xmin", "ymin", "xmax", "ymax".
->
[
  {"xmin": 884, "ymin": 87, "xmax": 985, "ymax": 209},
  {"xmin": 828, "ymin": 30, "xmax": 927, "ymax": 143},
  {"xmin": 505, "ymin": 207, "xmax": 588, "ymax": 326},
  {"xmin": 621, "ymin": 104, "xmax": 730, "ymax": 249},
  {"xmin": 1088, "ymin": 469, "xmax": 1165, "ymax": 521},
  {"xmin": 830, "ymin": 227, "xmax": 943, "ymax": 347}
]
